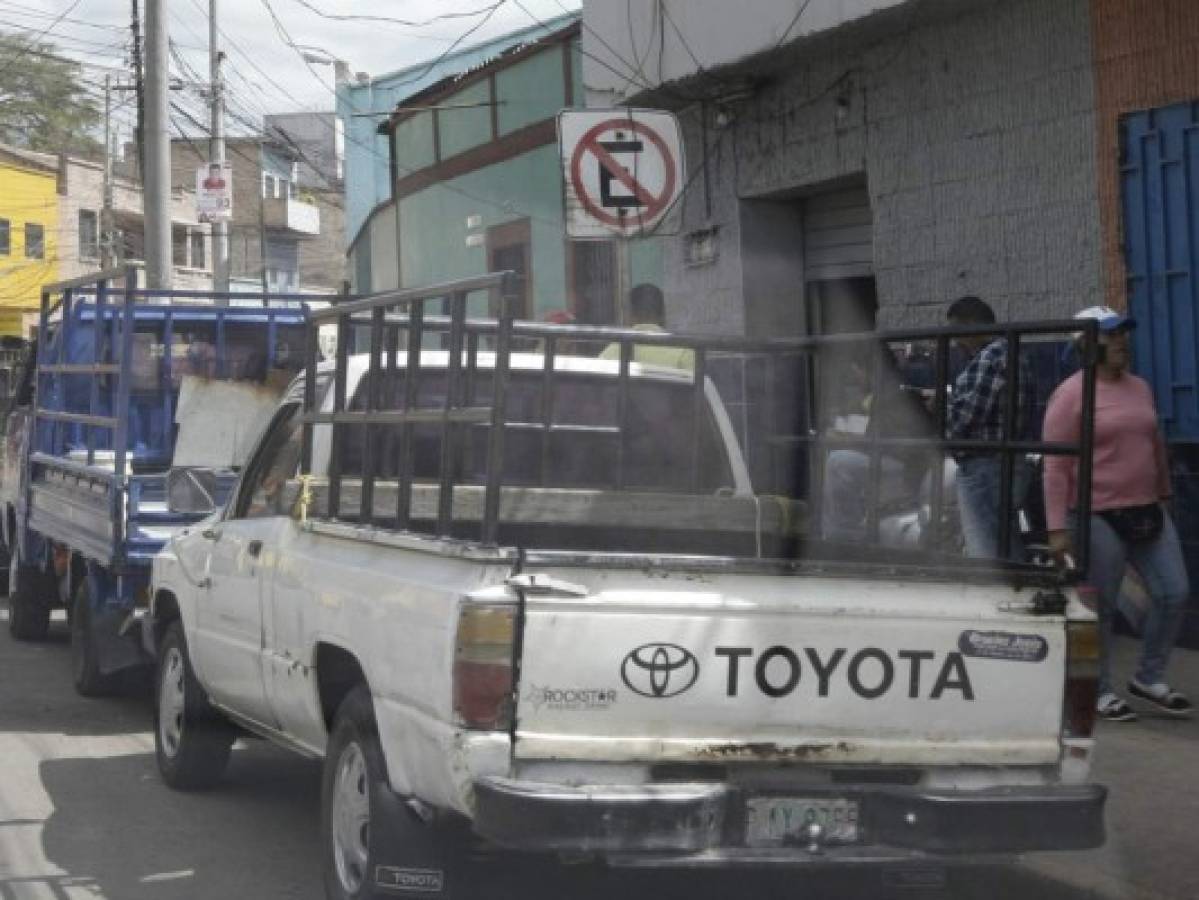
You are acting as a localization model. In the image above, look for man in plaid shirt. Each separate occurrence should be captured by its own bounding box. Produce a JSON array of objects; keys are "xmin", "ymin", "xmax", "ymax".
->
[{"xmin": 946, "ymin": 296, "xmax": 1035, "ymax": 558}]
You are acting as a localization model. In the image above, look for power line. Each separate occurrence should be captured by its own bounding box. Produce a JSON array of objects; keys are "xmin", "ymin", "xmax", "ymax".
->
[
  {"xmin": 162, "ymin": 37, "xmax": 346, "ymax": 201},
  {"xmin": 658, "ymin": 1, "xmax": 704, "ymax": 74},
  {"xmin": 539, "ymin": 0, "xmax": 669, "ymax": 97},
  {"xmin": 387, "ymin": 1, "xmax": 509, "ymax": 89},
  {"xmin": 0, "ymin": 31, "xmax": 128, "ymax": 72},
  {"xmin": 776, "ymin": 0, "xmax": 815, "ymax": 48},
  {"xmin": 0, "ymin": 0, "xmax": 88, "ymax": 82},
  {"xmin": 0, "ymin": 23, "xmax": 129, "ymax": 54},
  {"xmin": 244, "ymin": 0, "xmax": 569, "ymax": 230},
  {"xmin": 0, "ymin": 4, "xmax": 126, "ymax": 35},
  {"xmin": 284, "ymin": 0, "xmax": 502, "ymax": 31}
]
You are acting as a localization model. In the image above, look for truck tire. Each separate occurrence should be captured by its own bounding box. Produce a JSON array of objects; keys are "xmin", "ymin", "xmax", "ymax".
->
[
  {"xmin": 154, "ymin": 621, "xmax": 234, "ymax": 790},
  {"xmin": 71, "ymin": 579, "xmax": 118, "ymax": 697},
  {"xmin": 0, "ymin": 535, "xmax": 11, "ymax": 598},
  {"xmin": 8, "ymin": 547, "xmax": 52, "ymax": 642},
  {"xmin": 321, "ymin": 686, "xmax": 471, "ymax": 900}
]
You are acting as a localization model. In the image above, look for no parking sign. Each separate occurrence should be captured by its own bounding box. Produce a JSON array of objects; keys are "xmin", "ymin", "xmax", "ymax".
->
[{"xmin": 559, "ymin": 109, "xmax": 685, "ymax": 239}]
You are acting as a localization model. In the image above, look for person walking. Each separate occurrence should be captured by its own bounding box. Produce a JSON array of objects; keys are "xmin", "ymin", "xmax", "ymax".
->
[
  {"xmin": 945, "ymin": 296, "xmax": 1035, "ymax": 558},
  {"xmin": 1043, "ymin": 306, "xmax": 1192, "ymax": 722}
]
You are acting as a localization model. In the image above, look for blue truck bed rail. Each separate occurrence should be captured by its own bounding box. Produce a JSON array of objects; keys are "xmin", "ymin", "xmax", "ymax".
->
[
  {"xmin": 30, "ymin": 266, "xmax": 315, "ymax": 566},
  {"xmin": 3, "ymin": 266, "xmax": 326, "ymax": 678}
]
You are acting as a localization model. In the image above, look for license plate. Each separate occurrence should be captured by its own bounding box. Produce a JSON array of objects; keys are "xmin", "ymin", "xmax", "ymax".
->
[{"xmin": 745, "ymin": 797, "xmax": 860, "ymax": 846}]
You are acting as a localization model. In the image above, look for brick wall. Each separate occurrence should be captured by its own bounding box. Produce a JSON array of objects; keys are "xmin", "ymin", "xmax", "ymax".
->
[{"xmin": 1091, "ymin": 0, "xmax": 1199, "ymax": 310}]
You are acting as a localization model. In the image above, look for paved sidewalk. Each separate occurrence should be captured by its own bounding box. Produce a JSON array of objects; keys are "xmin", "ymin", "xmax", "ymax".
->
[{"xmin": 1023, "ymin": 637, "xmax": 1199, "ymax": 899}]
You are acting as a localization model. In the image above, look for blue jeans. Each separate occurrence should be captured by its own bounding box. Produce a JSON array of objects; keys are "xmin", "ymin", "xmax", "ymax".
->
[
  {"xmin": 1079, "ymin": 510, "xmax": 1189, "ymax": 696},
  {"xmin": 956, "ymin": 455, "xmax": 1030, "ymax": 559}
]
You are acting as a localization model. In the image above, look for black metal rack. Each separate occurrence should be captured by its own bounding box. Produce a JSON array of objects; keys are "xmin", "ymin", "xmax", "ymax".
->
[{"xmin": 300, "ymin": 272, "xmax": 1098, "ymax": 578}]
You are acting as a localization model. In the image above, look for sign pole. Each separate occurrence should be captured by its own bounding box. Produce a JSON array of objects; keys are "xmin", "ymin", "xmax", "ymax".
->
[{"xmin": 616, "ymin": 236, "xmax": 631, "ymax": 327}]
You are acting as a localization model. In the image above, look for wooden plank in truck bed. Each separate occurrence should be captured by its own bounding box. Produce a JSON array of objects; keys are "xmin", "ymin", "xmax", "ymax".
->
[{"xmin": 285, "ymin": 479, "xmax": 802, "ymax": 536}]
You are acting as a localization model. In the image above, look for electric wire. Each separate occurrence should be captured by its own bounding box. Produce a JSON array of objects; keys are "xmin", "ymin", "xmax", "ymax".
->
[
  {"xmin": 0, "ymin": 2, "xmax": 126, "ymax": 34},
  {"xmin": 0, "ymin": 0, "xmax": 91, "ymax": 81},
  {"xmin": 284, "ymin": 0, "xmax": 503, "ymax": 31}
]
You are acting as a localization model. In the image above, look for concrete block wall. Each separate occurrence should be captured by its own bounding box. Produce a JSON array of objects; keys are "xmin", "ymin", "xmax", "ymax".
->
[
  {"xmin": 661, "ymin": 105, "xmax": 746, "ymax": 335},
  {"xmin": 667, "ymin": 0, "xmax": 1104, "ymax": 332}
]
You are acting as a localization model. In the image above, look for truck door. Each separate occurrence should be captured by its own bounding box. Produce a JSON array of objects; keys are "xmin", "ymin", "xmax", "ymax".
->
[{"xmin": 192, "ymin": 402, "xmax": 301, "ymax": 726}]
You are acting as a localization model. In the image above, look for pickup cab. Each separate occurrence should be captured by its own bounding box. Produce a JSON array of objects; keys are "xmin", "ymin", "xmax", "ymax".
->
[{"xmin": 148, "ymin": 274, "xmax": 1106, "ymax": 899}]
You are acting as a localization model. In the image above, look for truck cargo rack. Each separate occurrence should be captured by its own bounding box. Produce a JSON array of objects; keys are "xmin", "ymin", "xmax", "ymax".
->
[
  {"xmin": 31, "ymin": 266, "xmax": 318, "ymax": 565},
  {"xmin": 302, "ymin": 272, "xmax": 1098, "ymax": 580}
]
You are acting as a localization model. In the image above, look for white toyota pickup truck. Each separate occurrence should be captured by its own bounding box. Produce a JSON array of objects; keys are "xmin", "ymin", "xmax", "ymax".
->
[{"xmin": 147, "ymin": 276, "xmax": 1106, "ymax": 900}]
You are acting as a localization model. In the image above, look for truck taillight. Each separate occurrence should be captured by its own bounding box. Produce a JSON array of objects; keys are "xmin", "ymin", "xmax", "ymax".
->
[
  {"xmin": 453, "ymin": 603, "xmax": 516, "ymax": 731},
  {"xmin": 1063, "ymin": 620, "xmax": 1099, "ymax": 738}
]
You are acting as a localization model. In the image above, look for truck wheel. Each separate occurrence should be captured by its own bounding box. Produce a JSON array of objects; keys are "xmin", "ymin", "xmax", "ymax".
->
[
  {"xmin": 0, "ymin": 536, "xmax": 11, "ymax": 598},
  {"xmin": 8, "ymin": 548, "xmax": 52, "ymax": 642},
  {"xmin": 154, "ymin": 621, "xmax": 234, "ymax": 790},
  {"xmin": 322, "ymin": 686, "xmax": 469, "ymax": 900},
  {"xmin": 71, "ymin": 580, "xmax": 117, "ymax": 697}
]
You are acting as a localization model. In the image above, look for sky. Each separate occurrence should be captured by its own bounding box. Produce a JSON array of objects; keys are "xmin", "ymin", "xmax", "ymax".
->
[{"xmin": 5, "ymin": 0, "xmax": 581, "ymax": 143}]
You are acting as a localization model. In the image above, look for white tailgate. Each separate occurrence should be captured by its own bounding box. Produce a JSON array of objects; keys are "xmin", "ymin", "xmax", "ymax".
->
[{"xmin": 515, "ymin": 570, "xmax": 1067, "ymax": 767}]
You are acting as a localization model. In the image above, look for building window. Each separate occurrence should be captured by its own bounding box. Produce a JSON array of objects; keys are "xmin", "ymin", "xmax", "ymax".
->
[
  {"xmin": 487, "ymin": 219, "xmax": 532, "ymax": 319},
  {"xmin": 24, "ymin": 223, "xmax": 44, "ymax": 260},
  {"xmin": 569, "ymin": 241, "xmax": 616, "ymax": 325},
  {"xmin": 263, "ymin": 173, "xmax": 275, "ymax": 199},
  {"xmin": 191, "ymin": 231, "xmax": 206, "ymax": 269},
  {"xmin": 79, "ymin": 210, "xmax": 99, "ymax": 259},
  {"xmin": 0, "ymin": 218, "xmax": 9, "ymax": 255},
  {"xmin": 172, "ymin": 225, "xmax": 188, "ymax": 267}
]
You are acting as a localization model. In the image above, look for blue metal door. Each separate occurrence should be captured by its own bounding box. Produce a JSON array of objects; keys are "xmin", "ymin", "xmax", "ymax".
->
[{"xmin": 1121, "ymin": 101, "xmax": 1199, "ymax": 441}]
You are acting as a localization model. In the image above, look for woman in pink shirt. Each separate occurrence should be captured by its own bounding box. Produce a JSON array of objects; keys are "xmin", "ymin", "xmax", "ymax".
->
[{"xmin": 1043, "ymin": 307, "xmax": 1191, "ymax": 722}]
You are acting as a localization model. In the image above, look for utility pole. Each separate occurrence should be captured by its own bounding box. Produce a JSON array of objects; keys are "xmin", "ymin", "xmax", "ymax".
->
[
  {"xmin": 259, "ymin": 141, "xmax": 269, "ymax": 297},
  {"xmin": 208, "ymin": 0, "xmax": 229, "ymax": 295},
  {"xmin": 143, "ymin": 0, "xmax": 172, "ymax": 290},
  {"xmin": 131, "ymin": 0, "xmax": 145, "ymax": 180},
  {"xmin": 101, "ymin": 75, "xmax": 115, "ymax": 269}
]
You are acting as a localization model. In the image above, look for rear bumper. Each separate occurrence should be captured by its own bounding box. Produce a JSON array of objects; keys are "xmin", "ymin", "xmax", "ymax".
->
[{"xmin": 472, "ymin": 777, "xmax": 1106, "ymax": 861}]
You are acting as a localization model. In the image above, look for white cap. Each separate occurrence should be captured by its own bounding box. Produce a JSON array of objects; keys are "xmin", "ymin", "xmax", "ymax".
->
[{"xmin": 1073, "ymin": 305, "xmax": 1135, "ymax": 333}]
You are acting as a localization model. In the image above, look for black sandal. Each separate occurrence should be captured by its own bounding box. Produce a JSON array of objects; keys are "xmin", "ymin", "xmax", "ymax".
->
[{"xmin": 1128, "ymin": 680, "xmax": 1193, "ymax": 717}]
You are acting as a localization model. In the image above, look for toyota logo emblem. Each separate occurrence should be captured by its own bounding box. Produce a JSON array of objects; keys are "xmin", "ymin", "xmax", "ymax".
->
[{"xmin": 620, "ymin": 643, "xmax": 700, "ymax": 698}]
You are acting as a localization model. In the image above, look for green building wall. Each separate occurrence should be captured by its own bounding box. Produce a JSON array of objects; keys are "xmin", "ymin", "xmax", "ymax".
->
[
  {"xmin": 372, "ymin": 30, "xmax": 663, "ymax": 323},
  {"xmin": 398, "ymin": 144, "xmax": 568, "ymax": 318}
]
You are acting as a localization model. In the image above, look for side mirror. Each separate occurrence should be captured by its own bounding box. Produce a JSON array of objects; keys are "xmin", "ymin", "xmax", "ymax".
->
[{"xmin": 167, "ymin": 466, "xmax": 218, "ymax": 515}]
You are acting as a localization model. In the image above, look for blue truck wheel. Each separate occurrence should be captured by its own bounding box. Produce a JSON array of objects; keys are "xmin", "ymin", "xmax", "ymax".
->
[
  {"xmin": 8, "ymin": 547, "xmax": 54, "ymax": 642},
  {"xmin": 71, "ymin": 579, "xmax": 117, "ymax": 696}
]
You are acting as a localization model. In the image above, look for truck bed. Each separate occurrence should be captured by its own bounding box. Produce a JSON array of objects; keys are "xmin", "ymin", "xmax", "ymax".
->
[
  {"xmin": 29, "ymin": 454, "xmax": 235, "ymax": 567},
  {"xmin": 287, "ymin": 478, "xmax": 799, "ymax": 557}
]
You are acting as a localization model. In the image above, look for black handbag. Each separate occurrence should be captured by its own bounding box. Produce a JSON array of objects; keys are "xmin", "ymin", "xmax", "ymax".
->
[{"xmin": 1100, "ymin": 503, "xmax": 1164, "ymax": 544}]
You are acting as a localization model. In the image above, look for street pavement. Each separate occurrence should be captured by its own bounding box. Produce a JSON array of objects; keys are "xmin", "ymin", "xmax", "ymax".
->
[
  {"xmin": 0, "ymin": 602, "xmax": 1194, "ymax": 899},
  {"xmin": 1023, "ymin": 638, "xmax": 1199, "ymax": 900}
]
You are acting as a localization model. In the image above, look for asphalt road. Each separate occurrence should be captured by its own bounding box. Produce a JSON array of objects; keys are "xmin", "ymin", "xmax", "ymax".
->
[{"xmin": 0, "ymin": 604, "xmax": 1112, "ymax": 900}]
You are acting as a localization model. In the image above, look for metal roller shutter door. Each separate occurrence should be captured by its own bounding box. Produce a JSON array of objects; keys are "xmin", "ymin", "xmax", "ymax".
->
[{"xmin": 803, "ymin": 186, "xmax": 874, "ymax": 282}]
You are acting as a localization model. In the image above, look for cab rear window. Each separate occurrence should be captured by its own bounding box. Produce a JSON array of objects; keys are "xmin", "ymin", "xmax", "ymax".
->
[{"xmin": 335, "ymin": 369, "xmax": 733, "ymax": 493}]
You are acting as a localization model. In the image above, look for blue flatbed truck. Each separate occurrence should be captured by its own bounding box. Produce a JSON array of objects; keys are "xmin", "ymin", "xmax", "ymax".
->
[{"xmin": 1, "ymin": 267, "xmax": 314, "ymax": 695}]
